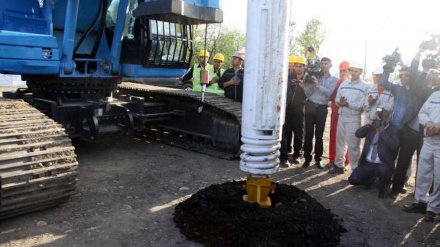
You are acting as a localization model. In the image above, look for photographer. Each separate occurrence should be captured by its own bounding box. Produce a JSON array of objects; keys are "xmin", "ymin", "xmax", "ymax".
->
[
  {"xmin": 383, "ymin": 44, "xmax": 439, "ymax": 199},
  {"xmin": 348, "ymin": 109, "xmax": 400, "ymax": 198},
  {"xmin": 279, "ymin": 56, "xmax": 307, "ymax": 167},
  {"xmin": 302, "ymin": 57, "xmax": 337, "ymax": 169}
]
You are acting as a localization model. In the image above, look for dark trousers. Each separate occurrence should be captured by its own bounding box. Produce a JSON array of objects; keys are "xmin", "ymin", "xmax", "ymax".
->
[
  {"xmin": 349, "ymin": 161, "xmax": 393, "ymax": 193},
  {"xmin": 303, "ymin": 101, "xmax": 328, "ymax": 163},
  {"xmin": 391, "ymin": 125, "xmax": 423, "ymax": 194},
  {"xmin": 280, "ymin": 107, "xmax": 304, "ymax": 160}
]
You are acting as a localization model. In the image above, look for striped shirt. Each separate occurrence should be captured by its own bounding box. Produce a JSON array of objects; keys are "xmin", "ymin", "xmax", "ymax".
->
[
  {"xmin": 335, "ymin": 79, "xmax": 371, "ymax": 115},
  {"xmin": 364, "ymin": 85, "xmax": 394, "ymax": 121}
]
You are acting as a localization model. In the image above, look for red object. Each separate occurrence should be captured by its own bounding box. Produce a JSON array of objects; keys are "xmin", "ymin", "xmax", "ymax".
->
[
  {"xmin": 339, "ymin": 61, "xmax": 350, "ymax": 71},
  {"xmin": 200, "ymin": 70, "xmax": 209, "ymax": 85}
]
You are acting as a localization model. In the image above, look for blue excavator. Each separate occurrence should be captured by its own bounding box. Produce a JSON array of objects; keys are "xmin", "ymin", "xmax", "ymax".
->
[{"xmin": 0, "ymin": 0, "xmax": 243, "ymax": 219}]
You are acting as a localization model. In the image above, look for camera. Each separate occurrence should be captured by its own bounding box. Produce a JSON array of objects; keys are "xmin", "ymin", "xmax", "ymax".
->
[
  {"xmin": 382, "ymin": 48, "xmax": 401, "ymax": 70},
  {"xmin": 371, "ymin": 108, "xmax": 386, "ymax": 129},
  {"xmin": 307, "ymin": 46, "xmax": 315, "ymax": 52},
  {"xmin": 305, "ymin": 58, "xmax": 321, "ymax": 84}
]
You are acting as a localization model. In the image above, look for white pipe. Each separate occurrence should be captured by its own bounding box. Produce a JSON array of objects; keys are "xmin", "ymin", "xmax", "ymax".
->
[{"xmin": 240, "ymin": 0, "xmax": 291, "ymax": 175}]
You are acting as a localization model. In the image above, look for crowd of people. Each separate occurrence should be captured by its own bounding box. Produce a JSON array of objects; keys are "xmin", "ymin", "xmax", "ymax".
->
[{"xmin": 181, "ymin": 45, "xmax": 440, "ymax": 223}]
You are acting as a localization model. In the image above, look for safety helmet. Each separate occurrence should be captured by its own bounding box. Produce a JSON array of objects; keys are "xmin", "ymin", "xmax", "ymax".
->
[
  {"xmin": 213, "ymin": 53, "xmax": 224, "ymax": 62},
  {"xmin": 372, "ymin": 65, "xmax": 384, "ymax": 74},
  {"xmin": 339, "ymin": 61, "xmax": 350, "ymax": 70},
  {"xmin": 199, "ymin": 50, "xmax": 210, "ymax": 57},
  {"xmin": 294, "ymin": 56, "xmax": 307, "ymax": 66},
  {"xmin": 349, "ymin": 61, "xmax": 363, "ymax": 70},
  {"xmin": 232, "ymin": 50, "xmax": 246, "ymax": 60},
  {"xmin": 289, "ymin": 55, "xmax": 297, "ymax": 64}
]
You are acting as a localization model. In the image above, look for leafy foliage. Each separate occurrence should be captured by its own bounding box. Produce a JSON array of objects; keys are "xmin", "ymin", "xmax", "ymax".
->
[
  {"xmin": 192, "ymin": 24, "xmax": 246, "ymax": 68},
  {"xmin": 290, "ymin": 17, "xmax": 327, "ymax": 56}
]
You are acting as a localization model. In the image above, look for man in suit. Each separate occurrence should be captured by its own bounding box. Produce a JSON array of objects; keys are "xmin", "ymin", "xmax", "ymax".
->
[{"xmin": 348, "ymin": 108, "xmax": 401, "ymax": 198}]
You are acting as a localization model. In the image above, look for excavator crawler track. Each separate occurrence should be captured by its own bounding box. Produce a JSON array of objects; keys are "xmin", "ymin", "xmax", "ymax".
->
[
  {"xmin": 118, "ymin": 82, "xmax": 242, "ymax": 159},
  {"xmin": 0, "ymin": 99, "xmax": 78, "ymax": 220}
]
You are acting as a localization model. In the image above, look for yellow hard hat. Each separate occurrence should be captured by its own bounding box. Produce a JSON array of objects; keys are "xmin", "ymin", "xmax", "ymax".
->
[
  {"xmin": 289, "ymin": 55, "xmax": 297, "ymax": 64},
  {"xmin": 213, "ymin": 53, "xmax": 224, "ymax": 62},
  {"xmin": 199, "ymin": 50, "xmax": 210, "ymax": 57},
  {"xmin": 294, "ymin": 56, "xmax": 307, "ymax": 66}
]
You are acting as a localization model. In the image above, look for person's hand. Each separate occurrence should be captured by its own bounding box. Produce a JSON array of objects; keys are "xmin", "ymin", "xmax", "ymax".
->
[
  {"xmin": 427, "ymin": 123, "xmax": 440, "ymax": 136},
  {"xmin": 298, "ymin": 80, "xmax": 305, "ymax": 89},
  {"xmin": 312, "ymin": 76, "xmax": 319, "ymax": 88},
  {"xmin": 425, "ymin": 121, "xmax": 440, "ymax": 136},
  {"xmin": 383, "ymin": 64, "xmax": 394, "ymax": 73},
  {"xmin": 368, "ymin": 95, "xmax": 378, "ymax": 105},
  {"xmin": 338, "ymin": 96, "xmax": 348, "ymax": 107},
  {"xmin": 230, "ymin": 77, "xmax": 240, "ymax": 85},
  {"xmin": 290, "ymin": 79, "xmax": 297, "ymax": 86},
  {"xmin": 209, "ymin": 76, "xmax": 220, "ymax": 85}
]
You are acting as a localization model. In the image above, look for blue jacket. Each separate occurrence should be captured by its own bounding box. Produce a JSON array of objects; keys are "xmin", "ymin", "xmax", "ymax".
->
[{"xmin": 380, "ymin": 72, "xmax": 412, "ymax": 129}]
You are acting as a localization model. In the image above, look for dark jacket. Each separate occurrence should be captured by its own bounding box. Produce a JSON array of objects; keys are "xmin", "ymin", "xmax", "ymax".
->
[
  {"xmin": 355, "ymin": 123, "xmax": 400, "ymax": 170},
  {"xmin": 286, "ymin": 74, "xmax": 307, "ymax": 111},
  {"xmin": 219, "ymin": 68, "xmax": 245, "ymax": 102}
]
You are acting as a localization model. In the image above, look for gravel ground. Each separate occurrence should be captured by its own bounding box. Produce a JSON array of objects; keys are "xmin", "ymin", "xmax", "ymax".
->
[{"xmin": 0, "ymin": 86, "xmax": 439, "ymax": 246}]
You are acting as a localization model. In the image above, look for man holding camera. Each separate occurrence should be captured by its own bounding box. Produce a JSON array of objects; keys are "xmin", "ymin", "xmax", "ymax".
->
[
  {"xmin": 302, "ymin": 57, "xmax": 337, "ymax": 169},
  {"xmin": 330, "ymin": 62, "xmax": 371, "ymax": 174},
  {"xmin": 383, "ymin": 46, "xmax": 438, "ymax": 199},
  {"xmin": 348, "ymin": 109, "xmax": 400, "ymax": 198},
  {"xmin": 280, "ymin": 56, "xmax": 308, "ymax": 167}
]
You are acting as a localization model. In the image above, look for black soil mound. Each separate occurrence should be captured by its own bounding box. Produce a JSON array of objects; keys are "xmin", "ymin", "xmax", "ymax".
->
[{"xmin": 174, "ymin": 181, "xmax": 346, "ymax": 247}]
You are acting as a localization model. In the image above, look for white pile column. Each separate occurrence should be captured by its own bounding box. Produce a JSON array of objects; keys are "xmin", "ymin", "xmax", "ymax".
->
[{"xmin": 240, "ymin": 0, "xmax": 291, "ymax": 175}]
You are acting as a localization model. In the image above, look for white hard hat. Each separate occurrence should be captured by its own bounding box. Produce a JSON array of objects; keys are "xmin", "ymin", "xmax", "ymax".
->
[
  {"xmin": 372, "ymin": 65, "xmax": 384, "ymax": 74},
  {"xmin": 349, "ymin": 61, "xmax": 364, "ymax": 70}
]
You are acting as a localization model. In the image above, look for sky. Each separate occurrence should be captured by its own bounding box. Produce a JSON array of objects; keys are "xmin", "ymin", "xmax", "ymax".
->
[{"xmin": 221, "ymin": 0, "xmax": 439, "ymax": 76}]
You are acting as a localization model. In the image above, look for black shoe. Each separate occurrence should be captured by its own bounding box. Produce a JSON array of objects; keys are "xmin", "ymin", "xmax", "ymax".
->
[
  {"xmin": 280, "ymin": 159, "xmax": 291, "ymax": 168},
  {"xmin": 388, "ymin": 191, "xmax": 399, "ymax": 199},
  {"xmin": 403, "ymin": 202, "xmax": 427, "ymax": 214},
  {"xmin": 400, "ymin": 185, "xmax": 408, "ymax": 194},
  {"xmin": 291, "ymin": 157, "xmax": 300, "ymax": 165},
  {"xmin": 424, "ymin": 211, "xmax": 438, "ymax": 222},
  {"xmin": 326, "ymin": 162, "xmax": 335, "ymax": 169},
  {"xmin": 328, "ymin": 166, "xmax": 345, "ymax": 174},
  {"xmin": 315, "ymin": 161, "xmax": 324, "ymax": 169},
  {"xmin": 302, "ymin": 161, "xmax": 310, "ymax": 169}
]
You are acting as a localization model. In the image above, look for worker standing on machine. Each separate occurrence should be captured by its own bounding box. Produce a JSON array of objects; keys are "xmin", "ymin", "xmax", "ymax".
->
[
  {"xmin": 179, "ymin": 50, "xmax": 213, "ymax": 92},
  {"xmin": 219, "ymin": 51, "xmax": 245, "ymax": 102},
  {"xmin": 206, "ymin": 53, "xmax": 226, "ymax": 96}
]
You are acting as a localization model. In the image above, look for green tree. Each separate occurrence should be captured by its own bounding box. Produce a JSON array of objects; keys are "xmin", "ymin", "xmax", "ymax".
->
[
  {"xmin": 191, "ymin": 25, "xmax": 246, "ymax": 69},
  {"xmin": 291, "ymin": 17, "xmax": 326, "ymax": 57}
]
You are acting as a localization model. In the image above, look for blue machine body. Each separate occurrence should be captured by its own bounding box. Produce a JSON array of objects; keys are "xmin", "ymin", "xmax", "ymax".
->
[
  {"xmin": 0, "ymin": 0, "xmax": 222, "ymax": 141},
  {"xmin": 0, "ymin": 0, "xmax": 222, "ymax": 79}
]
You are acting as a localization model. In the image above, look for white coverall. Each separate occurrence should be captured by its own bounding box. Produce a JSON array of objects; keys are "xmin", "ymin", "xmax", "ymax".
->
[
  {"xmin": 416, "ymin": 91, "xmax": 440, "ymax": 214},
  {"xmin": 334, "ymin": 79, "xmax": 371, "ymax": 171},
  {"xmin": 363, "ymin": 85, "xmax": 394, "ymax": 123}
]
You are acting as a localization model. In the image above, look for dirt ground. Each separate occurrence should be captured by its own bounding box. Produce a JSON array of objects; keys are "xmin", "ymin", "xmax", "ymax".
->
[{"xmin": 0, "ymin": 87, "xmax": 439, "ymax": 246}]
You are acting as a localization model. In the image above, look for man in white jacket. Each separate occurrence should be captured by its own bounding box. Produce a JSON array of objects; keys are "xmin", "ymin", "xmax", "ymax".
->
[
  {"xmin": 403, "ymin": 90, "xmax": 440, "ymax": 222},
  {"xmin": 330, "ymin": 62, "xmax": 371, "ymax": 174}
]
